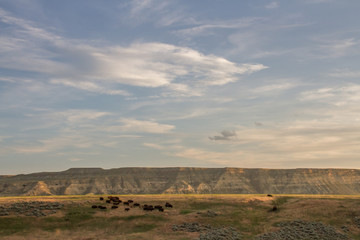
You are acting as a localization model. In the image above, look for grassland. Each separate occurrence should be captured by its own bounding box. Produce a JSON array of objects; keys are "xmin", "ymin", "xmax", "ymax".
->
[{"xmin": 0, "ymin": 194, "xmax": 359, "ymax": 239}]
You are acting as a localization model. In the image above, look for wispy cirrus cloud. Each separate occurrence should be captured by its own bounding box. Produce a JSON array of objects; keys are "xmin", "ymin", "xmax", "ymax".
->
[
  {"xmin": 265, "ymin": 2, "xmax": 279, "ymax": 9},
  {"xmin": 50, "ymin": 79, "xmax": 131, "ymax": 96},
  {"xmin": 143, "ymin": 142, "xmax": 165, "ymax": 150},
  {"xmin": 119, "ymin": 0, "xmax": 191, "ymax": 26},
  {"xmin": 170, "ymin": 116, "xmax": 360, "ymax": 167},
  {"xmin": 8, "ymin": 108, "xmax": 175, "ymax": 155},
  {"xmin": 251, "ymin": 80, "xmax": 299, "ymax": 94},
  {"xmin": 300, "ymin": 84, "xmax": 360, "ymax": 106},
  {"xmin": 0, "ymin": 7, "xmax": 267, "ymax": 97},
  {"xmin": 174, "ymin": 17, "xmax": 266, "ymax": 37},
  {"xmin": 328, "ymin": 69, "xmax": 360, "ymax": 78},
  {"xmin": 315, "ymin": 38, "xmax": 359, "ymax": 58},
  {"xmin": 117, "ymin": 118, "xmax": 175, "ymax": 134}
]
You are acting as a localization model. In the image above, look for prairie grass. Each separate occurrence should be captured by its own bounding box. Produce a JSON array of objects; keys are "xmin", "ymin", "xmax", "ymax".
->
[{"xmin": 0, "ymin": 194, "xmax": 359, "ymax": 239}]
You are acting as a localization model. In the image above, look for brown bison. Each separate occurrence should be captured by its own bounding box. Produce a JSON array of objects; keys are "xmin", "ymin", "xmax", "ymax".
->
[
  {"xmin": 143, "ymin": 205, "xmax": 154, "ymax": 211},
  {"xmin": 165, "ymin": 202, "xmax": 173, "ymax": 208}
]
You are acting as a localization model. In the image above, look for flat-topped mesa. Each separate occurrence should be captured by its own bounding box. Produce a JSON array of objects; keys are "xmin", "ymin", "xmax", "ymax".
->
[
  {"xmin": 0, "ymin": 167, "xmax": 359, "ymax": 196},
  {"xmin": 62, "ymin": 168, "xmax": 104, "ymax": 174}
]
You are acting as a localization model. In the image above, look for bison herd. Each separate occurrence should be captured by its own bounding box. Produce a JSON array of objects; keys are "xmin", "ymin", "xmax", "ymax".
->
[
  {"xmin": 91, "ymin": 196, "xmax": 173, "ymax": 213},
  {"xmin": 92, "ymin": 194, "xmax": 277, "ymax": 213}
]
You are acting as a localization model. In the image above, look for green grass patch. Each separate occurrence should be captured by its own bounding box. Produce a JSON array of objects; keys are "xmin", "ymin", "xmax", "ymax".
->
[
  {"xmin": 62, "ymin": 206, "xmax": 96, "ymax": 226},
  {"xmin": 0, "ymin": 217, "xmax": 32, "ymax": 235},
  {"xmin": 119, "ymin": 214, "xmax": 165, "ymax": 222},
  {"xmin": 180, "ymin": 209, "xmax": 193, "ymax": 215},
  {"xmin": 129, "ymin": 223, "xmax": 157, "ymax": 233},
  {"xmin": 188, "ymin": 201, "xmax": 236, "ymax": 210}
]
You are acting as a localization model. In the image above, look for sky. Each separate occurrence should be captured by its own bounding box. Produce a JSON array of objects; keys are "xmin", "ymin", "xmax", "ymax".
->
[{"xmin": 1, "ymin": 0, "xmax": 360, "ymax": 174}]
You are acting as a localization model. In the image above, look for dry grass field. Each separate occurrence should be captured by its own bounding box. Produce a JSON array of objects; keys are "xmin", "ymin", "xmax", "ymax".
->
[{"xmin": 0, "ymin": 194, "xmax": 359, "ymax": 239}]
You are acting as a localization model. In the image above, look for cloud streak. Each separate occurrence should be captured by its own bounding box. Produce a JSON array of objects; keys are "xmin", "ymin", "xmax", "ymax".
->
[
  {"xmin": 300, "ymin": 84, "xmax": 360, "ymax": 106},
  {"xmin": 0, "ymin": 7, "xmax": 267, "ymax": 97},
  {"xmin": 118, "ymin": 118, "xmax": 175, "ymax": 134}
]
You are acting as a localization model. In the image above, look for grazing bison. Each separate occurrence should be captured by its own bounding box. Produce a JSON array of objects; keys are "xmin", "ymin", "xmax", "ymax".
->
[
  {"xmin": 110, "ymin": 196, "xmax": 120, "ymax": 202},
  {"xmin": 143, "ymin": 205, "xmax": 154, "ymax": 211},
  {"xmin": 165, "ymin": 202, "xmax": 173, "ymax": 208},
  {"xmin": 133, "ymin": 203, "xmax": 140, "ymax": 207},
  {"xmin": 267, "ymin": 194, "xmax": 273, "ymax": 197},
  {"xmin": 123, "ymin": 202, "xmax": 130, "ymax": 206},
  {"xmin": 125, "ymin": 208, "xmax": 130, "ymax": 211},
  {"xmin": 99, "ymin": 197, "xmax": 104, "ymax": 201},
  {"xmin": 127, "ymin": 200, "xmax": 134, "ymax": 203},
  {"xmin": 111, "ymin": 206, "xmax": 118, "ymax": 209},
  {"xmin": 272, "ymin": 206, "xmax": 278, "ymax": 211},
  {"xmin": 154, "ymin": 205, "xmax": 164, "ymax": 212},
  {"xmin": 106, "ymin": 200, "xmax": 111, "ymax": 204},
  {"xmin": 99, "ymin": 206, "xmax": 107, "ymax": 210},
  {"xmin": 92, "ymin": 205, "xmax": 98, "ymax": 209}
]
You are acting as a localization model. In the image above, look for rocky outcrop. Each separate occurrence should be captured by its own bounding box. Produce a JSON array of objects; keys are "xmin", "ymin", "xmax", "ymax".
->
[{"xmin": 0, "ymin": 167, "xmax": 359, "ymax": 196}]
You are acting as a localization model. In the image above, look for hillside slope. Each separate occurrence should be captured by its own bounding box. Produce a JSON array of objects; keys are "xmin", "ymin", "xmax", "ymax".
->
[{"xmin": 0, "ymin": 167, "xmax": 359, "ymax": 196}]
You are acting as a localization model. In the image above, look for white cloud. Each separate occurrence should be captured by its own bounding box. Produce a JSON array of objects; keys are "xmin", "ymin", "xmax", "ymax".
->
[
  {"xmin": 143, "ymin": 143, "xmax": 165, "ymax": 150},
  {"xmin": 82, "ymin": 43, "xmax": 267, "ymax": 90},
  {"xmin": 265, "ymin": 2, "xmax": 279, "ymax": 9},
  {"xmin": 0, "ymin": 7, "xmax": 59, "ymax": 42},
  {"xmin": 175, "ymin": 17, "xmax": 265, "ymax": 37},
  {"xmin": 120, "ymin": 0, "xmax": 190, "ymax": 27},
  {"xmin": 0, "ymin": 77, "xmax": 15, "ymax": 82},
  {"xmin": 55, "ymin": 110, "xmax": 111, "ymax": 124},
  {"xmin": 300, "ymin": 84, "xmax": 360, "ymax": 106},
  {"xmin": 50, "ymin": 79, "xmax": 131, "ymax": 96},
  {"xmin": 171, "ymin": 147, "xmax": 239, "ymax": 163},
  {"xmin": 59, "ymin": 41, "xmax": 266, "ymax": 95},
  {"xmin": 27, "ymin": 109, "xmax": 111, "ymax": 126},
  {"xmin": 251, "ymin": 81, "xmax": 298, "ymax": 94},
  {"xmin": 118, "ymin": 118, "xmax": 175, "ymax": 134},
  {"xmin": 11, "ymin": 134, "xmax": 95, "ymax": 153},
  {"xmin": 328, "ymin": 69, "xmax": 360, "ymax": 78},
  {"xmin": 171, "ymin": 116, "xmax": 360, "ymax": 166},
  {"xmin": 314, "ymin": 37, "xmax": 359, "ymax": 58},
  {"xmin": 0, "ymin": 8, "xmax": 267, "ymax": 97}
]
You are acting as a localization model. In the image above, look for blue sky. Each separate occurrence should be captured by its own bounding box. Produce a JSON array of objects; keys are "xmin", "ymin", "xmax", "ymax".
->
[{"xmin": 1, "ymin": 0, "xmax": 360, "ymax": 174}]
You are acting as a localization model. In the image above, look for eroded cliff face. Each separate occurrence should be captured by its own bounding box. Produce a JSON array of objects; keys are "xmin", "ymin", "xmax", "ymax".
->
[{"xmin": 0, "ymin": 167, "xmax": 359, "ymax": 196}]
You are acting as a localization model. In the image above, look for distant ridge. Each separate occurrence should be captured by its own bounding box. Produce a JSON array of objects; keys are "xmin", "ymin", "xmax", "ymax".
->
[{"xmin": 0, "ymin": 167, "xmax": 359, "ymax": 196}]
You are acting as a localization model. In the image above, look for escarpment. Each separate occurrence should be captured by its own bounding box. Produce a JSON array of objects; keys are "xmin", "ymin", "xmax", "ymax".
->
[{"xmin": 0, "ymin": 167, "xmax": 359, "ymax": 196}]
